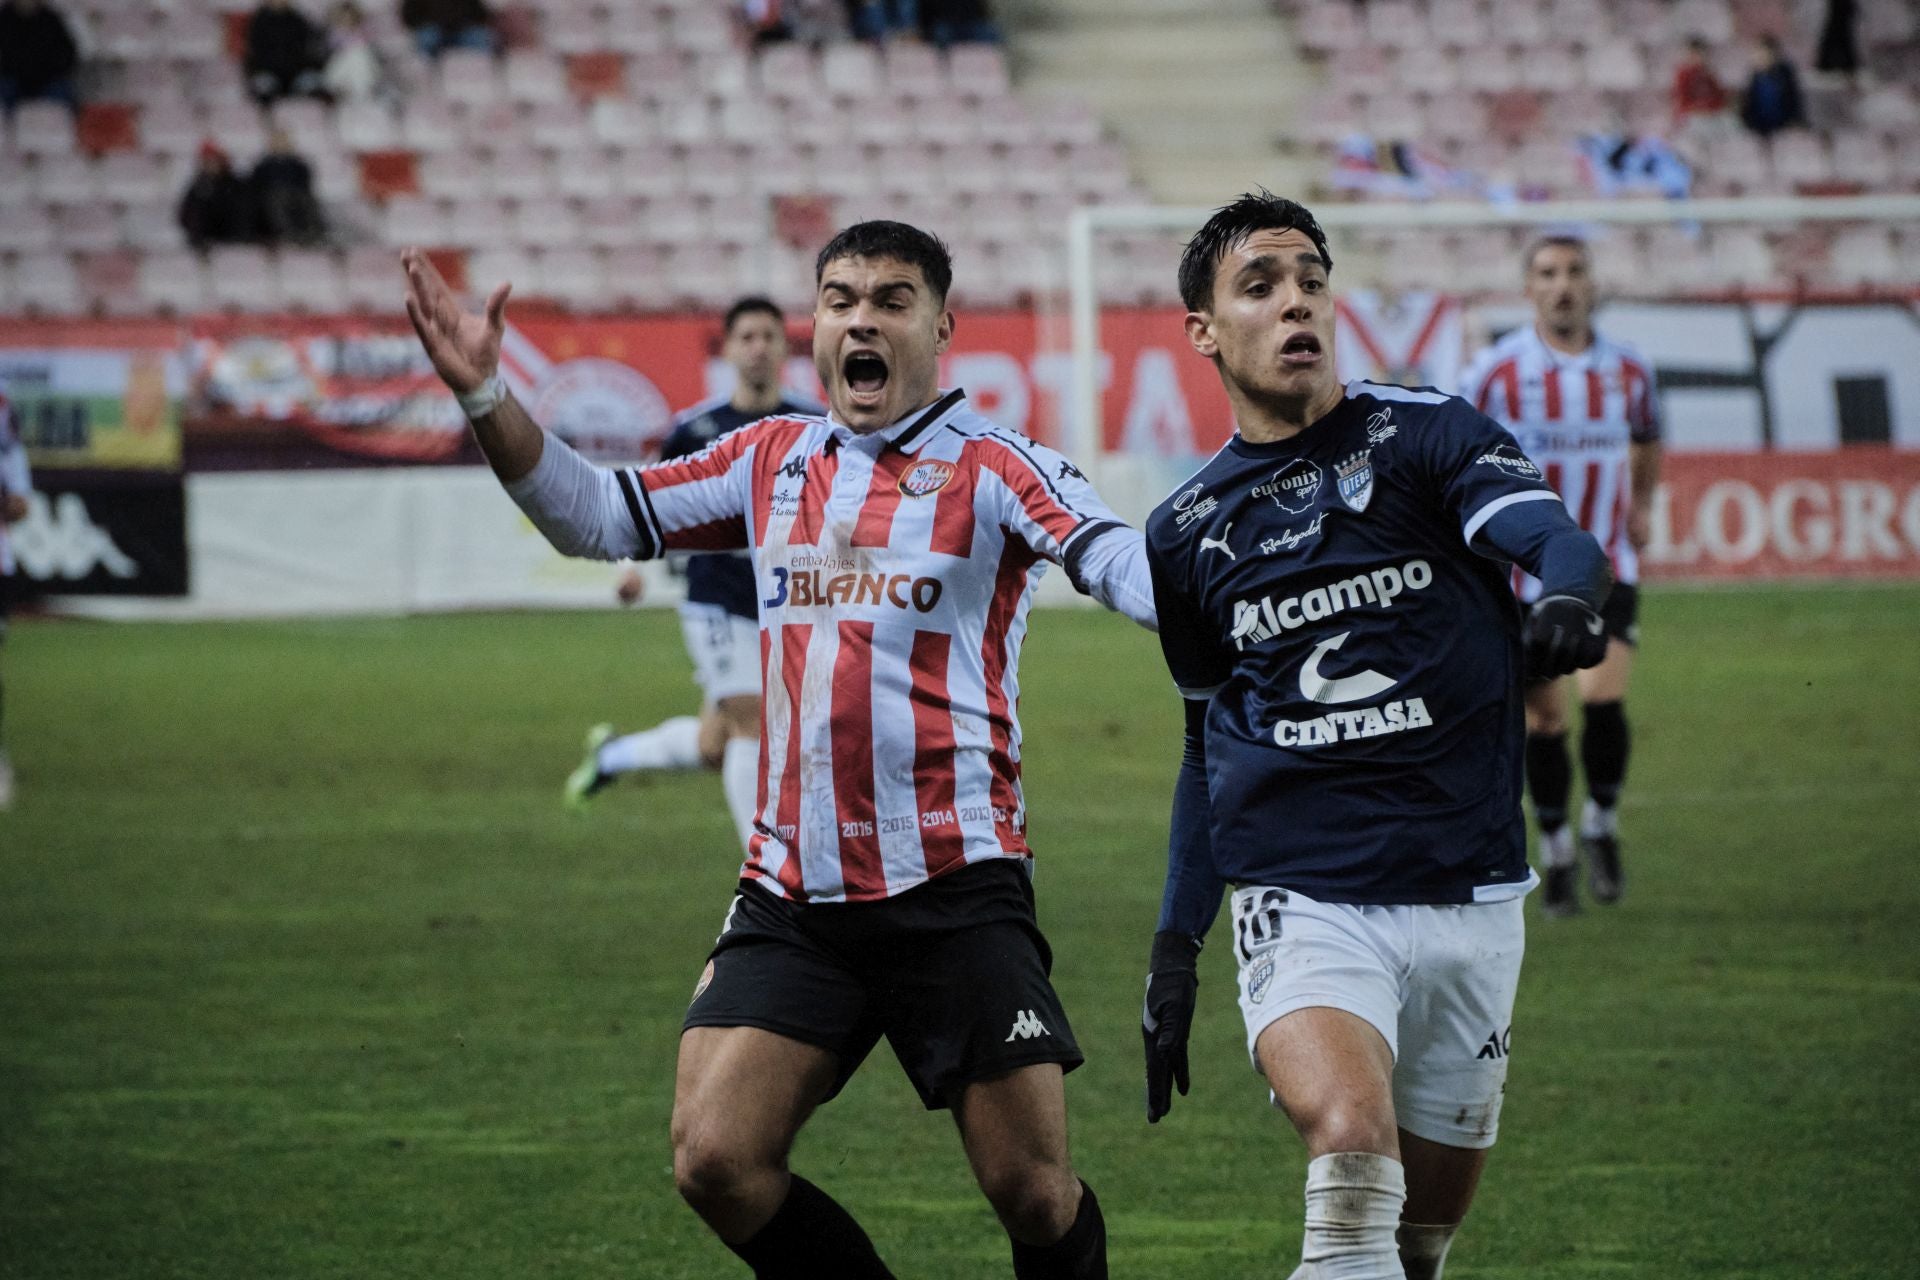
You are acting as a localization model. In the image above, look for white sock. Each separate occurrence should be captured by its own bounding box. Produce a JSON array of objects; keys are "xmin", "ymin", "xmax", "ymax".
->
[
  {"xmin": 1539, "ymin": 825, "xmax": 1577, "ymax": 869},
  {"xmin": 721, "ymin": 736, "xmax": 760, "ymax": 852},
  {"xmin": 1300, "ymin": 1152, "xmax": 1407, "ymax": 1279},
  {"xmin": 1581, "ymin": 798, "xmax": 1618, "ymax": 839},
  {"xmin": 1396, "ymin": 1222, "xmax": 1457, "ymax": 1280},
  {"xmin": 597, "ymin": 716, "xmax": 702, "ymax": 775}
]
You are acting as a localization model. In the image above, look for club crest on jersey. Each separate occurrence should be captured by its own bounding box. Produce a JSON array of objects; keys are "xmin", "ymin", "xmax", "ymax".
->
[
  {"xmin": 1335, "ymin": 450, "xmax": 1373, "ymax": 513},
  {"xmin": 898, "ymin": 459, "xmax": 956, "ymax": 497},
  {"xmin": 1253, "ymin": 460, "xmax": 1321, "ymax": 515}
]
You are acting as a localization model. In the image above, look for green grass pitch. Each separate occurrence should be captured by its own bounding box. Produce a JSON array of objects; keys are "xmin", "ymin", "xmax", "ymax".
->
[{"xmin": 3, "ymin": 585, "xmax": 1917, "ymax": 1278}]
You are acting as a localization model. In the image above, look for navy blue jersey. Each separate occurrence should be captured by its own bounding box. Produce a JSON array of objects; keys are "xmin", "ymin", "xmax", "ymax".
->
[
  {"xmin": 1147, "ymin": 381, "xmax": 1584, "ymax": 907},
  {"xmin": 659, "ymin": 394, "xmax": 821, "ymax": 618}
]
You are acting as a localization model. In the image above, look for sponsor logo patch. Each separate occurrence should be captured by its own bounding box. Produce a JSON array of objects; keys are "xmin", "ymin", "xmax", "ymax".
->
[
  {"xmin": 691, "ymin": 960, "xmax": 715, "ymax": 1003},
  {"xmin": 1230, "ymin": 558, "xmax": 1434, "ymax": 649},
  {"xmin": 1172, "ymin": 482, "xmax": 1219, "ymax": 531},
  {"xmin": 898, "ymin": 458, "xmax": 956, "ymax": 497},
  {"xmin": 1254, "ymin": 459, "xmax": 1322, "ymax": 515},
  {"xmin": 1247, "ymin": 956, "xmax": 1275, "ymax": 1005},
  {"xmin": 1366, "ymin": 407, "xmax": 1398, "ymax": 445},
  {"xmin": 1477, "ymin": 444, "xmax": 1543, "ymax": 479}
]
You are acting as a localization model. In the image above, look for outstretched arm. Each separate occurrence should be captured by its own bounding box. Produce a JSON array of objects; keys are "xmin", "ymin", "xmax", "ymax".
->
[{"xmin": 401, "ymin": 247, "xmax": 543, "ymax": 482}]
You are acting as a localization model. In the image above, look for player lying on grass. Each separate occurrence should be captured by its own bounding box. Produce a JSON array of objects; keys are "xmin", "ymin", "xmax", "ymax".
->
[
  {"xmin": 404, "ymin": 221, "xmax": 1155, "ymax": 1279},
  {"xmin": 1139, "ymin": 193, "xmax": 1611, "ymax": 1280}
]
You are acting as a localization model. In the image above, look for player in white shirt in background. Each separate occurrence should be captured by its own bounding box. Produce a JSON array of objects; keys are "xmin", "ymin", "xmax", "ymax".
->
[
  {"xmin": 1459, "ymin": 237, "xmax": 1663, "ymax": 916},
  {"xmin": 0, "ymin": 375, "xmax": 33, "ymax": 809},
  {"xmin": 565, "ymin": 297, "xmax": 821, "ymax": 854}
]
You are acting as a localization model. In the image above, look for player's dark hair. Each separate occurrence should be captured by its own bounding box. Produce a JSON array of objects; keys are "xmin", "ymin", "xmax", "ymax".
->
[
  {"xmin": 1522, "ymin": 234, "xmax": 1592, "ymax": 275},
  {"xmin": 814, "ymin": 220, "xmax": 953, "ymax": 305},
  {"xmin": 1178, "ymin": 190, "xmax": 1333, "ymax": 312},
  {"xmin": 722, "ymin": 295, "xmax": 784, "ymax": 335}
]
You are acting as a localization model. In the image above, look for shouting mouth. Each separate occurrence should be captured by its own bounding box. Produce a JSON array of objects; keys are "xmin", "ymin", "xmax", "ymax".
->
[
  {"xmin": 1280, "ymin": 332, "xmax": 1322, "ymax": 367},
  {"xmin": 843, "ymin": 350, "xmax": 890, "ymax": 408}
]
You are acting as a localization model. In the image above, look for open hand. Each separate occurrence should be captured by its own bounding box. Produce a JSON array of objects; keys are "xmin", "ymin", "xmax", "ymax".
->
[{"xmin": 401, "ymin": 247, "xmax": 510, "ymax": 397}]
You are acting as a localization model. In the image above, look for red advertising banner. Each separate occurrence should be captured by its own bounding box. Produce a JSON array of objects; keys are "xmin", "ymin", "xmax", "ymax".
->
[{"xmin": 1646, "ymin": 448, "xmax": 1920, "ymax": 580}]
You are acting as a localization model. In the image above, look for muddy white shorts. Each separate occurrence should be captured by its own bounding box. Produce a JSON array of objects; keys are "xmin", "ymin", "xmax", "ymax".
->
[
  {"xmin": 678, "ymin": 602, "xmax": 761, "ymax": 702},
  {"xmin": 1231, "ymin": 886, "xmax": 1526, "ymax": 1150}
]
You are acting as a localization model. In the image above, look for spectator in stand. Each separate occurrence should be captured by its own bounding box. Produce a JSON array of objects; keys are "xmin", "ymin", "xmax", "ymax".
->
[
  {"xmin": 845, "ymin": 0, "xmax": 917, "ymax": 42},
  {"xmin": 0, "ymin": 0, "xmax": 81, "ymax": 115},
  {"xmin": 401, "ymin": 0, "xmax": 497, "ymax": 59},
  {"xmin": 322, "ymin": 1, "xmax": 394, "ymax": 103},
  {"xmin": 178, "ymin": 141, "xmax": 255, "ymax": 250},
  {"xmin": 1671, "ymin": 37, "xmax": 1728, "ymax": 125},
  {"xmin": 1739, "ymin": 34, "xmax": 1807, "ymax": 137},
  {"xmin": 1814, "ymin": 0, "xmax": 1858, "ymax": 88},
  {"xmin": 251, "ymin": 127, "xmax": 326, "ymax": 245},
  {"xmin": 921, "ymin": 0, "xmax": 999, "ymax": 48},
  {"xmin": 245, "ymin": 0, "xmax": 327, "ymax": 105}
]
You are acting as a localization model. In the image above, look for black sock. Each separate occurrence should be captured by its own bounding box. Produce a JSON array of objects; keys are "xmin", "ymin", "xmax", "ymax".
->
[
  {"xmin": 1010, "ymin": 1180, "xmax": 1107, "ymax": 1280},
  {"xmin": 1581, "ymin": 700, "xmax": 1630, "ymax": 809},
  {"xmin": 1525, "ymin": 731, "xmax": 1572, "ymax": 832},
  {"xmin": 729, "ymin": 1174, "xmax": 894, "ymax": 1279}
]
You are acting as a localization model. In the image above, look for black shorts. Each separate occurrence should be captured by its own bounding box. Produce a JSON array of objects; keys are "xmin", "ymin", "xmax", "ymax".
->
[
  {"xmin": 1524, "ymin": 583, "xmax": 1637, "ymax": 649},
  {"xmin": 683, "ymin": 858, "xmax": 1083, "ymax": 1110}
]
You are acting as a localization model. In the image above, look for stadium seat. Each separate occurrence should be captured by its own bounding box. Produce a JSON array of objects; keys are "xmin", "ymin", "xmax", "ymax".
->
[
  {"xmin": 822, "ymin": 43, "xmax": 884, "ymax": 100},
  {"xmin": 883, "ymin": 42, "xmax": 948, "ymax": 101},
  {"xmin": 1520, "ymin": 41, "xmax": 1583, "ymax": 92},
  {"xmin": 609, "ymin": 142, "xmax": 683, "ymax": 199},
  {"xmin": 137, "ymin": 249, "xmax": 209, "ymax": 313},
  {"xmin": 807, "ymin": 141, "xmax": 876, "ymax": 197},
  {"xmin": 342, "ymin": 245, "xmax": 404, "ymax": 311},
  {"xmin": 1827, "ymin": 226, "xmax": 1898, "ymax": 287},
  {"xmin": 1583, "ymin": 38, "xmax": 1647, "ymax": 92},
  {"xmin": 275, "ymin": 249, "xmax": 349, "ymax": 313},
  {"xmin": 588, "ymin": 97, "xmax": 657, "ymax": 148},
  {"xmin": 418, "ymin": 151, "xmax": 488, "ymax": 200},
  {"xmin": 600, "ymin": 8, "xmax": 668, "ymax": 55},
  {"xmin": 383, "ymin": 195, "xmax": 445, "ymax": 246},
  {"xmin": 504, "ymin": 52, "xmax": 570, "ymax": 106},
  {"xmin": 400, "ymin": 98, "xmax": 463, "ymax": 152},
  {"xmin": 1365, "ymin": 0, "xmax": 1428, "ymax": 51},
  {"xmin": 748, "ymin": 141, "xmax": 812, "ymax": 196},
  {"xmin": 1459, "ymin": 44, "xmax": 1523, "ymax": 94},
  {"xmin": 1770, "ymin": 133, "xmax": 1833, "ymax": 189},
  {"xmin": 604, "ymin": 245, "xmax": 675, "ymax": 311},
  {"xmin": 914, "ymin": 102, "xmax": 979, "ymax": 147},
  {"xmin": 669, "ymin": 4, "xmax": 736, "ymax": 56},
  {"xmin": 547, "ymin": 146, "xmax": 616, "ymax": 199},
  {"xmin": 1427, "ymin": 0, "xmax": 1492, "ymax": 51},
  {"xmin": 33, "ymin": 154, "xmax": 97, "ymax": 204},
  {"xmin": 639, "ymin": 193, "xmax": 705, "ymax": 246},
  {"xmin": 1397, "ymin": 48, "xmax": 1460, "ymax": 94},
  {"xmin": 57, "ymin": 202, "xmax": 125, "ymax": 253},
  {"xmin": 437, "ymin": 49, "xmax": 504, "ymax": 109},
  {"xmin": 757, "ymin": 44, "xmax": 819, "ymax": 105},
  {"xmin": 1484, "ymin": 0, "xmax": 1547, "ymax": 45},
  {"xmin": 1672, "ymin": 0, "xmax": 1735, "ymax": 44},
  {"xmin": 543, "ymin": 7, "xmax": 606, "ymax": 56},
  {"xmin": 704, "ymin": 196, "xmax": 765, "ymax": 249},
  {"xmin": 204, "ymin": 245, "xmax": 277, "ymax": 311},
  {"xmin": 336, "ymin": 102, "xmax": 403, "ymax": 153},
  {"xmin": 14, "ymin": 252, "xmax": 85, "ymax": 315},
  {"xmin": 537, "ymin": 247, "xmax": 607, "ymax": 308},
  {"xmin": 84, "ymin": 249, "xmax": 148, "ymax": 316},
  {"xmin": 682, "ymin": 142, "xmax": 753, "ymax": 198},
  {"xmin": 1830, "ymin": 133, "xmax": 1893, "ymax": 189},
  {"xmin": 1709, "ymin": 227, "xmax": 1778, "ymax": 289},
  {"xmin": 871, "ymin": 141, "xmax": 941, "ymax": 197},
  {"xmin": 567, "ymin": 52, "xmax": 629, "ymax": 100},
  {"xmin": 140, "ymin": 97, "xmax": 205, "ymax": 157},
  {"xmin": 948, "ymin": 45, "xmax": 1011, "ymax": 100},
  {"xmin": 510, "ymin": 196, "xmax": 583, "ymax": 249},
  {"xmin": 466, "ymin": 246, "xmax": 539, "ymax": 300},
  {"xmin": 577, "ymin": 196, "xmax": 647, "ymax": 250},
  {"xmin": 446, "ymin": 197, "xmax": 516, "ymax": 249},
  {"xmin": 122, "ymin": 201, "xmax": 188, "ymax": 252},
  {"xmin": 12, "ymin": 102, "xmax": 77, "ymax": 157},
  {"xmin": 656, "ymin": 97, "xmax": 715, "ymax": 145}
]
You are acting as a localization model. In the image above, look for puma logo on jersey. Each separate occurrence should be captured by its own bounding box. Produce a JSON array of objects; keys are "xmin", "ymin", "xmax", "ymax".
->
[
  {"xmin": 1200, "ymin": 522, "xmax": 1236, "ymax": 559},
  {"xmin": 1004, "ymin": 1010, "xmax": 1049, "ymax": 1041}
]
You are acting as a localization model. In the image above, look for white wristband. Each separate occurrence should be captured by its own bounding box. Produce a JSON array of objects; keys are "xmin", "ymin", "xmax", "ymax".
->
[{"xmin": 456, "ymin": 373, "xmax": 508, "ymax": 420}]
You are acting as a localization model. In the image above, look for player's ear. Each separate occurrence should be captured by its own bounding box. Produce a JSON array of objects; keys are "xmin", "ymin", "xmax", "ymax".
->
[
  {"xmin": 934, "ymin": 307, "xmax": 955, "ymax": 355},
  {"xmin": 1184, "ymin": 310, "xmax": 1219, "ymax": 360}
]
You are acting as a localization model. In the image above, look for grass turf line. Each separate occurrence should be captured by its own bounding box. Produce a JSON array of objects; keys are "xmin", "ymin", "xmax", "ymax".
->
[{"xmin": 1, "ymin": 585, "xmax": 1917, "ymax": 1277}]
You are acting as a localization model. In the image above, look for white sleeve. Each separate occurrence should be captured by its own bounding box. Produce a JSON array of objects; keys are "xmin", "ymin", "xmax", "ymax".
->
[
  {"xmin": 1066, "ymin": 524, "xmax": 1158, "ymax": 632},
  {"xmin": 502, "ymin": 430, "xmax": 644, "ymax": 561}
]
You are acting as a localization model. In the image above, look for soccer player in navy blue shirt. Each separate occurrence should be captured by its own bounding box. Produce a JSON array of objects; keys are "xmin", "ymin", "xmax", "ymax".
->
[
  {"xmin": 1138, "ymin": 194, "xmax": 1611, "ymax": 1280},
  {"xmin": 565, "ymin": 296, "xmax": 820, "ymax": 849}
]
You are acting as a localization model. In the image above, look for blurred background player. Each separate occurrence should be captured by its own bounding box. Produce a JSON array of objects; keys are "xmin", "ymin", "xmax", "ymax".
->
[
  {"xmin": 0, "ymin": 372, "xmax": 30, "ymax": 809},
  {"xmin": 565, "ymin": 297, "xmax": 820, "ymax": 851},
  {"xmin": 1459, "ymin": 237, "xmax": 1663, "ymax": 916}
]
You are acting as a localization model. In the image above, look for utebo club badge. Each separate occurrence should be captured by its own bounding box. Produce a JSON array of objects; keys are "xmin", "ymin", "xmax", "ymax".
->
[
  {"xmin": 1335, "ymin": 449, "xmax": 1373, "ymax": 512},
  {"xmin": 898, "ymin": 459, "xmax": 957, "ymax": 497}
]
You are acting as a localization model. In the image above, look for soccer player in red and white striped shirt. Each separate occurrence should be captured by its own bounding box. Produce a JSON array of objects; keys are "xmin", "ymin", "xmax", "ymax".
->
[
  {"xmin": 1459, "ymin": 236, "xmax": 1664, "ymax": 917},
  {"xmin": 402, "ymin": 222, "xmax": 1152, "ymax": 1279}
]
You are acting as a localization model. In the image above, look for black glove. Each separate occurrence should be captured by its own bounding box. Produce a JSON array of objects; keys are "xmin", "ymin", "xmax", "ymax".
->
[
  {"xmin": 1142, "ymin": 930, "xmax": 1201, "ymax": 1123},
  {"xmin": 1523, "ymin": 594, "xmax": 1608, "ymax": 680}
]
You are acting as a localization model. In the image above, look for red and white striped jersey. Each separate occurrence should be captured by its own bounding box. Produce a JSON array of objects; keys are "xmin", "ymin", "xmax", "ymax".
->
[
  {"xmin": 1458, "ymin": 325, "xmax": 1661, "ymax": 595},
  {"xmin": 615, "ymin": 389, "xmax": 1144, "ymax": 904}
]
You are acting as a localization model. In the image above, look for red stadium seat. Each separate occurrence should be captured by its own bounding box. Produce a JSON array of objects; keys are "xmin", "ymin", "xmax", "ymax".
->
[
  {"xmin": 357, "ymin": 150, "xmax": 421, "ymax": 201},
  {"xmin": 567, "ymin": 52, "xmax": 629, "ymax": 100}
]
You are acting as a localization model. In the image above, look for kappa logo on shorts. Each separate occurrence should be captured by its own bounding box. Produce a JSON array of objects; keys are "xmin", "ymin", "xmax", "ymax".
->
[
  {"xmin": 1004, "ymin": 1010, "xmax": 1050, "ymax": 1041},
  {"xmin": 1475, "ymin": 1025, "xmax": 1512, "ymax": 1060}
]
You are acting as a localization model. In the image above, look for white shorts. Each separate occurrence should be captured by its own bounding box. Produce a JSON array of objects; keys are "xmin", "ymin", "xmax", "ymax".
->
[
  {"xmin": 1231, "ymin": 886, "xmax": 1525, "ymax": 1150},
  {"xmin": 677, "ymin": 602, "xmax": 761, "ymax": 703}
]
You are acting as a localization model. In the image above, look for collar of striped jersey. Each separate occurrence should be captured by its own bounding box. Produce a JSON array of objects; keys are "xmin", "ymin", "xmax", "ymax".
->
[{"xmin": 825, "ymin": 388, "xmax": 967, "ymax": 456}]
